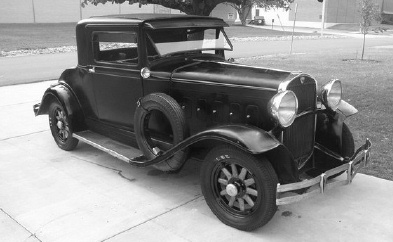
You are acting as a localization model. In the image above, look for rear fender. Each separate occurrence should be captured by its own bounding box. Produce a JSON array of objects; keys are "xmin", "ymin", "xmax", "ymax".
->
[{"xmin": 35, "ymin": 83, "xmax": 86, "ymax": 131}]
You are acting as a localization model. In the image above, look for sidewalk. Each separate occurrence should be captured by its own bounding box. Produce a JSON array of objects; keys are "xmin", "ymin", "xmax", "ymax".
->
[{"xmin": 248, "ymin": 24, "xmax": 393, "ymax": 38}]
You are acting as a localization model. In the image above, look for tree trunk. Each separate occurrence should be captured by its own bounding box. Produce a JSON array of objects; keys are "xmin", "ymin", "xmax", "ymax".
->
[{"xmin": 239, "ymin": 5, "xmax": 251, "ymax": 26}]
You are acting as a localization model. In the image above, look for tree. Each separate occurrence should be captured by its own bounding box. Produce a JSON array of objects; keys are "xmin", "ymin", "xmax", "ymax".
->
[
  {"xmin": 226, "ymin": 0, "xmax": 293, "ymax": 26},
  {"xmin": 357, "ymin": 0, "xmax": 384, "ymax": 60},
  {"xmin": 83, "ymin": 0, "xmax": 293, "ymax": 17},
  {"xmin": 83, "ymin": 0, "xmax": 226, "ymax": 16}
]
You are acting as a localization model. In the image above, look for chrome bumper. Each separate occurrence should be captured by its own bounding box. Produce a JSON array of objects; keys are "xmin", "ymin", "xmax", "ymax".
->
[
  {"xmin": 276, "ymin": 139, "xmax": 372, "ymax": 205},
  {"xmin": 33, "ymin": 103, "xmax": 40, "ymax": 116}
]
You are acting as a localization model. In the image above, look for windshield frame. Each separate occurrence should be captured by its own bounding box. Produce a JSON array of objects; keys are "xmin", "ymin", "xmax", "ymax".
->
[{"xmin": 146, "ymin": 27, "xmax": 233, "ymax": 58}]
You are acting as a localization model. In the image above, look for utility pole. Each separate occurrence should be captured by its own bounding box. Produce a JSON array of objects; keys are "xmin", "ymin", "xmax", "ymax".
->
[
  {"xmin": 290, "ymin": 3, "xmax": 298, "ymax": 55},
  {"xmin": 31, "ymin": 0, "xmax": 36, "ymax": 23},
  {"xmin": 79, "ymin": 0, "xmax": 83, "ymax": 20},
  {"xmin": 321, "ymin": 0, "xmax": 327, "ymax": 36}
]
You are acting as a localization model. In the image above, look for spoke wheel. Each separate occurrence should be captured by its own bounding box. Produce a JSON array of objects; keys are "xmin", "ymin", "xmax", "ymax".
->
[
  {"xmin": 215, "ymin": 163, "xmax": 258, "ymax": 215},
  {"xmin": 201, "ymin": 145, "xmax": 278, "ymax": 231},
  {"xmin": 49, "ymin": 102, "xmax": 78, "ymax": 151}
]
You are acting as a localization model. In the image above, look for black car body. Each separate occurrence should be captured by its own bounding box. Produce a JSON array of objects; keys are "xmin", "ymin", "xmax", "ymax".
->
[{"xmin": 34, "ymin": 14, "xmax": 371, "ymax": 231}]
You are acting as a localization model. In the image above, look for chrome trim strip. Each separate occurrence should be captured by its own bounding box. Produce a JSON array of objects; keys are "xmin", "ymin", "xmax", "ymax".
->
[
  {"xmin": 217, "ymin": 61, "xmax": 292, "ymax": 74},
  {"xmin": 172, "ymin": 78, "xmax": 277, "ymax": 92},
  {"xmin": 276, "ymin": 139, "xmax": 372, "ymax": 205},
  {"xmin": 278, "ymin": 73, "xmax": 317, "ymax": 92},
  {"xmin": 295, "ymin": 109, "xmax": 315, "ymax": 119},
  {"xmin": 73, "ymin": 133, "xmax": 131, "ymax": 164},
  {"xmin": 314, "ymin": 142, "xmax": 345, "ymax": 161}
]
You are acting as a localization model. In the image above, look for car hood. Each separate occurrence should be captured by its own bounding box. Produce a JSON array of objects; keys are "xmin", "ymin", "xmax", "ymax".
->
[{"xmin": 170, "ymin": 60, "xmax": 300, "ymax": 91}]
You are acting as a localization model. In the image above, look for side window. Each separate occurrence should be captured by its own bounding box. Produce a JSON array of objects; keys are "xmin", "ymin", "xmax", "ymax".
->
[{"xmin": 92, "ymin": 31, "xmax": 138, "ymax": 65}]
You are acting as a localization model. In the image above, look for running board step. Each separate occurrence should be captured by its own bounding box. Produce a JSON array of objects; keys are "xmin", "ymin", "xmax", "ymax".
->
[{"xmin": 73, "ymin": 130, "xmax": 145, "ymax": 164}]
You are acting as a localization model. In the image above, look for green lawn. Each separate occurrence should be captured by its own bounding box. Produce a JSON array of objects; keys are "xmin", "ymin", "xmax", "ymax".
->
[
  {"xmin": 0, "ymin": 23, "xmax": 316, "ymax": 52},
  {"xmin": 238, "ymin": 48, "xmax": 393, "ymax": 181}
]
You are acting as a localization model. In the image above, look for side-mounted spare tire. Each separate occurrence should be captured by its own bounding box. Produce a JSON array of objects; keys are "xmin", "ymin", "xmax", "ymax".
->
[{"xmin": 134, "ymin": 93, "xmax": 188, "ymax": 172}]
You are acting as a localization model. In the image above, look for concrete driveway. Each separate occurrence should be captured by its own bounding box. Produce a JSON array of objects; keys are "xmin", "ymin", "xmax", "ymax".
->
[{"xmin": 1, "ymin": 81, "xmax": 393, "ymax": 241}]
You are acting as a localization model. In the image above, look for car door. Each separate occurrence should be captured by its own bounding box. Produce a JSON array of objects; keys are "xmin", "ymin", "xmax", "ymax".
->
[{"xmin": 87, "ymin": 26, "xmax": 143, "ymax": 130}]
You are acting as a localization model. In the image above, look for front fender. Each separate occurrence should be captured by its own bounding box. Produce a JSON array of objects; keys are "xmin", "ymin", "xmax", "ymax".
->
[
  {"xmin": 337, "ymin": 100, "xmax": 358, "ymax": 118},
  {"xmin": 316, "ymin": 100, "xmax": 357, "ymax": 151},
  {"xmin": 129, "ymin": 124, "xmax": 298, "ymax": 184},
  {"xmin": 190, "ymin": 124, "xmax": 281, "ymax": 154},
  {"xmin": 34, "ymin": 83, "xmax": 86, "ymax": 131},
  {"xmin": 131, "ymin": 124, "xmax": 281, "ymax": 166}
]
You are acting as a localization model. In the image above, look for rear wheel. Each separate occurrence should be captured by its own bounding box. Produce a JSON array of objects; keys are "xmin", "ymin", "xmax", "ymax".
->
[
  {"xmin": 200, "ymin": 145, "xmax": 278, "ymax": 231},
  {"xmin": 49, "ymin": 102, "xmax": 78, "ymax": 151}
]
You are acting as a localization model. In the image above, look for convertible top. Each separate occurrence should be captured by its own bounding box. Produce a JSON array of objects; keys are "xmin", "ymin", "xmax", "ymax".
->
[{"xmin": 77, "ymin": 14, "xmax": 229, "ymax": 29}]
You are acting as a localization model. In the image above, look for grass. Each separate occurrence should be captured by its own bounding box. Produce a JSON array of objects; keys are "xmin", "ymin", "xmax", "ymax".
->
[
  {"xmin": 329, "ymin": 23, "xmax": 393, "ymax": 32},
  {"xmin": 239, "ymin": 47, "xmax": 393, "ymax": 181},
  {"xmin": 0, "ymin": 23, "xmax": 317, "ymax": 52}
]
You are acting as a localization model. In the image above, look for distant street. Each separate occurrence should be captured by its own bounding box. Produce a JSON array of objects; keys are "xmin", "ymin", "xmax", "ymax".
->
[{"xmin": 1, "ymin": 36, "xmax": 392, "ymax": 87}]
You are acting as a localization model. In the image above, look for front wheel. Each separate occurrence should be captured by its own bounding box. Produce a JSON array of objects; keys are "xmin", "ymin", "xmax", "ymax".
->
[
  {"xmin": 200, "ymin": 145, "xmax": 278, "ymax": 231},
  {"xmin": 49, "ymin": 102, "xmax": 78, "ymax": 151}
]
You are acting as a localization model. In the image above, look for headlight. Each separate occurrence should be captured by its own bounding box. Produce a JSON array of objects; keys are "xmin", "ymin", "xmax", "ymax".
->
[
  {"xmin": 268, "ymin": 91, "xmax": 298, "ymax": 128},
  {"xmin": 321, "ymin": 79, "xmax": 342, "ymax": 111}
]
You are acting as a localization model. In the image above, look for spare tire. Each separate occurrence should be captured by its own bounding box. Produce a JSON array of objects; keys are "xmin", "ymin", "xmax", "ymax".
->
[{"xmin": 134, "ymin": 93, "xmax": 188, "ymax": 172}]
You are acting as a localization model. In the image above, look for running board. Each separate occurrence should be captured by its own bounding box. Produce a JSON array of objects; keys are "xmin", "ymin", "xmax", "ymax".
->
[{"xmin": 73, "ymin": 130, "xmax": 146, "ymax": 165}]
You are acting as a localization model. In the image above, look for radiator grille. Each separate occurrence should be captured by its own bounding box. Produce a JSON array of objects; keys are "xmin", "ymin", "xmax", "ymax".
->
[
  {"xmin": 283, "ymin": 114, "xmax": 315, "ymax": 161},
  {"xmin": 283, "ymin": 76, "xmax": 317, "ymax": 165}
]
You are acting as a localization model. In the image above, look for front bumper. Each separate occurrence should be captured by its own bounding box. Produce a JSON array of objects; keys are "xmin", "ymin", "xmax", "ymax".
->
[
  {"xmin": 276, "ymin": 139, "xmax": 372, "ymax": 205},
  {"xmin": 33, "ymin": 103, "xmax": 40, "ymax": 116}
]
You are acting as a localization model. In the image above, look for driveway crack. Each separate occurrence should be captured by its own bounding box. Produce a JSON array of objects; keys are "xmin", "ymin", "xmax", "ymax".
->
[
  {"xmin": 0, "ymin": 208, "xmax": 42, "ymax": 242},
  {"xmin": 0, "ymin": 130, "xmax": 48, "ymax": 141},
  {"xmin": 72, "ymin": 156, "xmax": 136, "ymax": 182},
  {"xmin": 100, "ymin": 195, "xmax": 202, "ymax": 242}
]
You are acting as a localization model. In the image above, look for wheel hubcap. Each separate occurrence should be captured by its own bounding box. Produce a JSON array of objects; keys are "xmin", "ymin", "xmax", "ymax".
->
[
  {"xmin": 215, "ymin": 163, "xmax": 258, "ymax": 213},
  {"xmin": 57, "ymin": 120, "xmax": 63, "ymax": 129},
  {"xmin": 226, "ymin": 184, "xmax": 238, "ymax": 197},
  {"xmin": 54, "ymin": 109, "xmax": 69, "ymax": 142}
]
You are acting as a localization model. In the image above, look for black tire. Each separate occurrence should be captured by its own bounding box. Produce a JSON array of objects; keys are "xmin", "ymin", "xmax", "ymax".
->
[
  {"xmin": 49, "ymin": 101, "xmax": 78, "ymax": 151},
  {"xmin": 329, "ymin": 123, "xmax": 355, "ymax": 178},
  {"xmin": 134, "ymin": 93, "xmax": 188, "ymax": 172},
  {"xmin": 341, "ymin": 123, "xmax": 355, "ymax": 159},
  {"xmin": 315, "ymin": 123, "xmax": 355, "ymax": 178},
  {"xmin": 200, "ymin": 145, "xmax": 278, "ymax": 231}
]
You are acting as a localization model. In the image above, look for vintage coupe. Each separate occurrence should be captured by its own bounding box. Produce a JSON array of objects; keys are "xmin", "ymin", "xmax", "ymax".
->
[{"xmin": 34, "ymin": 14, "xmax": 371, "ymax": 231}]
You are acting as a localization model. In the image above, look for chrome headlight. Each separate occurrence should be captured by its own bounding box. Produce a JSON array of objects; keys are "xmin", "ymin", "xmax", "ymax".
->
[
  {"xmin": 269, "ymin": 91, "xmax": 298, "ymax": 128},
  {"xmin": 321, "ymin": 79, "xmax": 342, "ymax": 111}
]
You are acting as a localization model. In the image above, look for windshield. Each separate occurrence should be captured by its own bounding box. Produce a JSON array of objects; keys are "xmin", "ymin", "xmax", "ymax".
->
[{"xmin": 146, "ymin": 27, "xmax": 232, "ymax": 57}]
